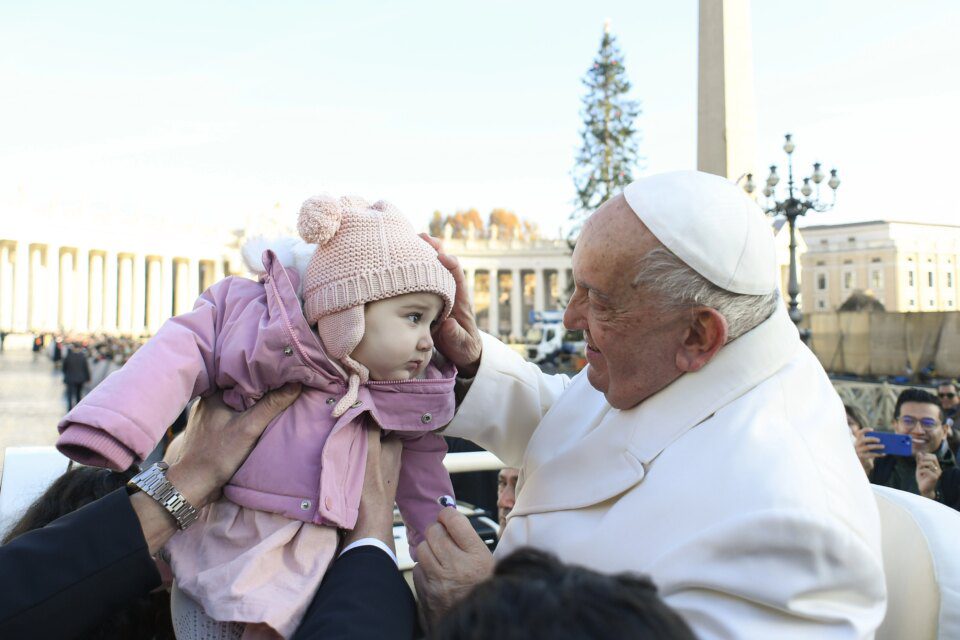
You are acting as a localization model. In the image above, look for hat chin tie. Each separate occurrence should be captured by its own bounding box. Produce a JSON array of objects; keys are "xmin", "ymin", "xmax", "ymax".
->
[{"xmin": 332, "ymin": 355, "xmax": 369, "ymax": 418}]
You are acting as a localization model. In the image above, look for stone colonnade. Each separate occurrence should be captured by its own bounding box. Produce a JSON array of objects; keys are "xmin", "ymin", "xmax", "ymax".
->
[
  {"xmin": 446, "ymin": 235, "xmax": 574, "ymax": 341},
  {"xmin": 0, "ymin": 239, "xmax": 229, "ymax": 335}
]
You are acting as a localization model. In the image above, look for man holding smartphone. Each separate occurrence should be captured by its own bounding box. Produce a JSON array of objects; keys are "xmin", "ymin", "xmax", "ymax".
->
[{"xmin": 868, "ymin": 388, "xmax": 960, "ymax": 510}]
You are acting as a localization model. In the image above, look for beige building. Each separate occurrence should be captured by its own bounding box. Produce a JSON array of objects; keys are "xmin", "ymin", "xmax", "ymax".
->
[
  {"xmin": 800, "ymin": 221, "xmax": 960, "ymax": 313},
  {"xmin": 439, "ymin": 227, "xmax": 572, "ymax": 340}
]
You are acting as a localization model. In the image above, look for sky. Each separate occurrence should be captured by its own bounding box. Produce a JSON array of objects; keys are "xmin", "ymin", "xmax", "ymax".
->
[{"xmin": 1, "ymin": 0, "xmax": 957, "ymax": 238}]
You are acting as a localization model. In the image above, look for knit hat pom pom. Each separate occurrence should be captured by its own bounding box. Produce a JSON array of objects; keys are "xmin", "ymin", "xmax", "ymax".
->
[{"xmin": 298, "ymin": 196, "xmax": 343, "ymax": 245}]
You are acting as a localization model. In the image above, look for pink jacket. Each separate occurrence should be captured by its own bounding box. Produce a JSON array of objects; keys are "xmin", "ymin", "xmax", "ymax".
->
[{"xmin": 57, "ymin": 249, "xmax": 456, "ymax": 548}]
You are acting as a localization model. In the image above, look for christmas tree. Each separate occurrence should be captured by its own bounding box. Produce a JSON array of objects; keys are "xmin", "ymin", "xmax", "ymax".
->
[{"xmin": 571, "ymin": 22, "xmax": 641, "ymax": 234}]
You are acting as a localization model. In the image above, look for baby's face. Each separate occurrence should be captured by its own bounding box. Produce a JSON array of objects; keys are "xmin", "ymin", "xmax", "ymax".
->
[{"xmin": 351, "ymin": 292, "xmax": 444, "ymax": 381}]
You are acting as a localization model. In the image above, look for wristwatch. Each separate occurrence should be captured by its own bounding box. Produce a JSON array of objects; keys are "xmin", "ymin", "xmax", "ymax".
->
[{"xmin": 127, "ymin": 462, "xmax": 200, "ymax": 530}]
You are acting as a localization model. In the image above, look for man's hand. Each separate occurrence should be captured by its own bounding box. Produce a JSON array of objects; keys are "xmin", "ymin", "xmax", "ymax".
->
[
  {"xmin": 420, "ymin": 233, "xmax": 483, "ymax": 377},
  {"xmin": 853, "ymin": 427, "xmax": 884, "ymax": 476},
  {"xmin": 916, "ymin": 452, "xmax": 942, "ymax": 500},
  {"xmin": 135, "ymin": 384, "xmax": 301, "ymax": 554},
  {"xmin": 164, "ymin": 384, "xmax": 302, "ymax": 510},
  {"xmin": 413, "ymin": 506, "xmax": 494, "ymax": 629},
  {"xmin": 342, "ymin": 428, "xmax": 404, "ymax": 553}
]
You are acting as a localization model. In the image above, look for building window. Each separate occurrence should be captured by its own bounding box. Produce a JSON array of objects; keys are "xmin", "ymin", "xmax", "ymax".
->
[
  {"xmin": 930, "ymin": 300, "xmax": 935, "ymax": 306},
  {"xmin": 820, "ymin": 239, "xmax": 828, "ymax": 245},
  {"xmin": 816, "ymin": 261, "xmax": 825, "ymax": 267},
  {"xmin": 843, "ymin": 259, "xmax": 853, "ymax": 265},
  {"xmin": 817, "ymin": 274, "xmax": 827, "ymax": 290},
  {"xmin": 928, "ymin": 272, "xmax": 934, "ymax": 287},
  {"xmin": 908, "ymin": 271, "xmax": 915, "ymax": 287},
  {"xmin": 871, "ymin": 270, "xmax": 883, "ymax": 290},
  {"xmin": 949, "ymin": 300, "xmax": 955, "ymax": 307},
  {"xmin": 848, "ymin": 237, "xmax": 856, "ymax": 243},
  {"xmin": 949, "ymin": 273, "xmax": 953, "ymax": 288},
  {"xmin": 817, "ymin": 300, "xmax": 826, "ymax": 309},
  {"xmin": 909, "ymin": 299, "xmax": 915, "ymax": 306},
  {"xmin": 871, "ymin": 257, "xmax": 882, "ymax": 263},
  {"xmin": 843, "ymin": 271, "xmax": 855, "ymax": 290}
]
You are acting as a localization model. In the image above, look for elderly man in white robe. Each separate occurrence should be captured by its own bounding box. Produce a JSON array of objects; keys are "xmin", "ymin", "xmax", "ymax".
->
[{"xmin": 417, "ymin": 171, "xmax": 886, "ymax": 639}]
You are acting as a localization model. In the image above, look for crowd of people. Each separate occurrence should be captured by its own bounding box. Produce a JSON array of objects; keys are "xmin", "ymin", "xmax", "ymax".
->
[
  {"xmin": 848, "ymin": 381, "xmax": 960, "ymax": 511},
  {"xmin": 2, "ymin": 173, "xmax": 957, "ymax": 639}
]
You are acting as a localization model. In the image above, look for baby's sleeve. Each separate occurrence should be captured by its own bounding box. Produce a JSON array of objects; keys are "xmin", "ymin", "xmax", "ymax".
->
[
  {"xmin": 56, "ymin": 282, "xmax": 229, "ymax": 470},
  {"xmin": 394, "ymin": 432, "xmax": 454, "ymax": 558}
]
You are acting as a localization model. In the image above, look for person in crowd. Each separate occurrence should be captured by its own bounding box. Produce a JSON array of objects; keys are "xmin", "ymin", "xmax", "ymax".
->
[
  {"xmin": 414, "ymin": 171, "xmax": 884, "ymax": 638},
  {"xmin": 2, "ymin": 466, "xmax": 174, "ymax": 639},
  {"xmin": 432, "ymin": 547, "xmax": 696, "ymax": 640},
  {"xmin": 50, "ymin": 335, "xmax": 63, "ymax": 369},
  {"xmin": 844, "ymin": 403, "xmax": 886, "ymax": 476},
  {"xmin": 1, "ymin": 385, "xmax": 418, "ymax": 640},
  {"xmin": 62, "ymin": 342, "xmax": 91, "ymax": 410},
  {"xmin": 938, "ymin": 380, "xmax": 960, "ymax": 454},
  {"xmin": 868, "ymin": 388, "xmax": 960, "ymax": 510},
  {"xmin": 496, "ymin": 467, "xmax": 519, "ymax": 533},
  {"xmin": 56, "ymin": 196, "xmax": 457, "ymax": 638}
]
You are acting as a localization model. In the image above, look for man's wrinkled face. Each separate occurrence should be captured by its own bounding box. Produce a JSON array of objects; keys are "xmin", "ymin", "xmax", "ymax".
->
[
  {"xmin": 496, "ymin": 467, "xmax": 519, "ymax": 532},
  {"xmin": 939, "ymin": 384, "xmax": 959, "ymax": 410},
  {"xmin": 563, "ymin": 196, "xmax": 685, "ymax": 410},
  {"xmin": 894, "ymin": 401, "xmax": 946, "ymax": 454}
]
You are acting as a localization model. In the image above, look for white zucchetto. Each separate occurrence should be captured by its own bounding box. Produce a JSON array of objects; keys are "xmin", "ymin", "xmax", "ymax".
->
[{"xmin": 622, "ymin": 171, "xmax": 778, "ymax": 296}]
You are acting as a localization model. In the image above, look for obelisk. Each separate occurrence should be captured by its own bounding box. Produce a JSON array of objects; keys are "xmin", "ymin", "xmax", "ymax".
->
[{"xmin": 697, "ymin": 0, "xmax": 757, "ymax": 182}]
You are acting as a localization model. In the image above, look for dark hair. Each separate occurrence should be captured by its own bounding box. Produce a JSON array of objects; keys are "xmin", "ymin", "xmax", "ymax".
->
[
  {"xmin": 431, "ymin": 548, "xmax": 696, "ymax": 640},
  {"xmin": 844, "ymin": 404, "xmax": 869, "ymax": 431},
  {"xmin": 894, "ymin": 388, "xmax": 944, "ymax": 422},
  {"xmin": 938, "ymin": 380, "xmax": 958, "ymax": 391},
  {"xmin": 2, "ymin": 466, "xmax": 174, "ymax": 640}
]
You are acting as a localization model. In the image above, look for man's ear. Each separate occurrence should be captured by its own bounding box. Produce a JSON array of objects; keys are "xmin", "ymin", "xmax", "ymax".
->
[{"xmin": 675, "ymin": 307, "xmax": 728, "ymax": 373}]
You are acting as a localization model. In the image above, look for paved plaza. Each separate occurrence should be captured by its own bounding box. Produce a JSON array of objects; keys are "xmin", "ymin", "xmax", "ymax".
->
[{"xmin": 0, "ymin": 347, "xmax": 66, "ymax": 478}]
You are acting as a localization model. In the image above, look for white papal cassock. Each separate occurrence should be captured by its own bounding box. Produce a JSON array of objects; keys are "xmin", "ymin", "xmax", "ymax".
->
[{"xmin": 445, "ymin": 303, "xmax": 886, "ymax": 639}]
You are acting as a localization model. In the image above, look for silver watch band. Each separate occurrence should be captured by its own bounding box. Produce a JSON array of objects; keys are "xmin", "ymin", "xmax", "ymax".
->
[{"xmin": 128, "ymin": 462, "xmax": 199, "ymax": 530}]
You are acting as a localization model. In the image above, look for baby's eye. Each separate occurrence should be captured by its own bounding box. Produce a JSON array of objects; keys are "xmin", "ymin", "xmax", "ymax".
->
[{"xmin": 407, "ymin": 312, "xmax": 423, "ymax": 323}]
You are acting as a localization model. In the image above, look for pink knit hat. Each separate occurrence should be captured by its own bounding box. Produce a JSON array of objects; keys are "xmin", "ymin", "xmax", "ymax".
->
[{"xmin": 298, "ymin": 195, "xmax": 456, "ymax": 416}]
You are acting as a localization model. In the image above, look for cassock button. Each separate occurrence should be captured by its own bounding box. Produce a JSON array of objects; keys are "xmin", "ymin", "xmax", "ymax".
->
[
  {"xmin": 300, "ymin": 500, "xmax": 311, "ymax": 510},
  {"xmin": 283, "ymin": 346, "xmax": 294, "ymax": 356},
  {"xmin": 325, "ymin": 397, "xmax": 336, "ymax": 405},
  {"xmin": 421, "ymin": 413, "xmax": 432, "ymax": 424}
]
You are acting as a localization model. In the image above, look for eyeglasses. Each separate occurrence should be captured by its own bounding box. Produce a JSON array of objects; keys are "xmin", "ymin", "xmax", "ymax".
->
[
  {"xmin": 898, "ymin": 415, "xmax": 942, "ymax": 430},
  {"xmin": 939, "ymin": 393, "xmax": 957, "ymax": 399}
]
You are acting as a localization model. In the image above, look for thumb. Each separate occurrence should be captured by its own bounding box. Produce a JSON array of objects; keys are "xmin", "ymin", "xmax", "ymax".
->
[{"xmin": 240, "ymin": 383, "xmax": 302, "ymax": 436}]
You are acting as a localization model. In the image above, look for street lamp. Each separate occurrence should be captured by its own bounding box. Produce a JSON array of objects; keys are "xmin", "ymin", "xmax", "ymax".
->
[{"xmin": 740, "ymin": 133, "xmax": 840, "ymax": 335}]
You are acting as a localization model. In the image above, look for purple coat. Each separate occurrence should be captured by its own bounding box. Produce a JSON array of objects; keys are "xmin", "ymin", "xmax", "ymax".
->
[{"xmin": 57, "ymin": 249, "xmax": 455, "ymax": 548}]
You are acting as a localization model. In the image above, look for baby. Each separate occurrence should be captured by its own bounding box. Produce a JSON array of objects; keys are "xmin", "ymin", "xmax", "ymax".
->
[{"xmin": 56, "ymin": 195, "xmax": 458, "ymax": 638}]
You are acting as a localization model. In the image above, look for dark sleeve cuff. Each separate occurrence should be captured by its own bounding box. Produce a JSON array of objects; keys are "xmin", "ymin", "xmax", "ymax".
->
[
  {"xmin": 293, "ymin": 546, "xmax": 416, "ymax": 640},
  {"xmin": 0, "ymin": 488, "xmax": 161, "ymax": 637}
]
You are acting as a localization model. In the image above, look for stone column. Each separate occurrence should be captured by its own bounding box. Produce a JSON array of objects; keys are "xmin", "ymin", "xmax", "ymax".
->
[
  {"xmin": 103, "ymin": 252, "xmax": 118, "ymax": 332},
  {"xmin": 213, "ymin": 256, "xmax": 225, "ymax": 285},
  {"xmin": 117, "ymin": 255, "xmax": 133, "ymax": 333},
  {"xmin": 29, "ymin": 246, "xmax": 43, "ymax": 331},
  {"xmin": 75, "ymin": 249, "xmax": 90, "ymax": 333},
  {"xmin": 13, "ymin": 241, "xmax": 29, "ymax": 332},
  {"xmin": 187, "ymin": 258, "xmax": 200, "ymax": 303},
  {"xmin": 488, "ymin": 269, "xmax": 500, "ymax": 337},
  {"xmin": 174, "ymin": 260, "xmax": 190, "ymax": 315},
  {"xmin": 46, "ymin": 245, "xmax": 61, "ymax": 332},
  {"xmin": 146, "ymin": 258, "xmax": 162, "ymax": 333},
  {"xmin": 88, "ymin": 253, "xmax": 104, "ymax": 331},
  {"xmin": 132, "ymin": 254, "xmax": 146, "ymax": 335},
  {"xmin": 510, "ymin": 268, "xmax": 523, "ymax": 340},
  {"xmin": 59, "ymin": 250, "xmax": 75, "ymax": 331},
  {"xmin": 0, "ymin": 243, "xmax": 11, "ymax": 331},
  {"xmin": 533, "ymin": 269, "xmax": 546, "ymax": 313},
  {"xmin": 161, "ymin": 256, "xmax": 174, "ymax": 321},
  {"xmin": 557, "ymin": 268, "xmax": 569, "ymax": 306}
]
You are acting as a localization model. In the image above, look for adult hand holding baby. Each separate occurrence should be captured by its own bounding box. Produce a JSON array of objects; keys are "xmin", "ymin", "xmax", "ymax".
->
[{"xmin": 420, "ymin": 233, "xmax": 483, "ymax": 378}]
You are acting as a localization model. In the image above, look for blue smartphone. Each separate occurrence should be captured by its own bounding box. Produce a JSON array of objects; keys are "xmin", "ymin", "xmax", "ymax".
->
[{"xmin": 866, "ymin": 431, "xmax": 912, "ymax": 457}]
